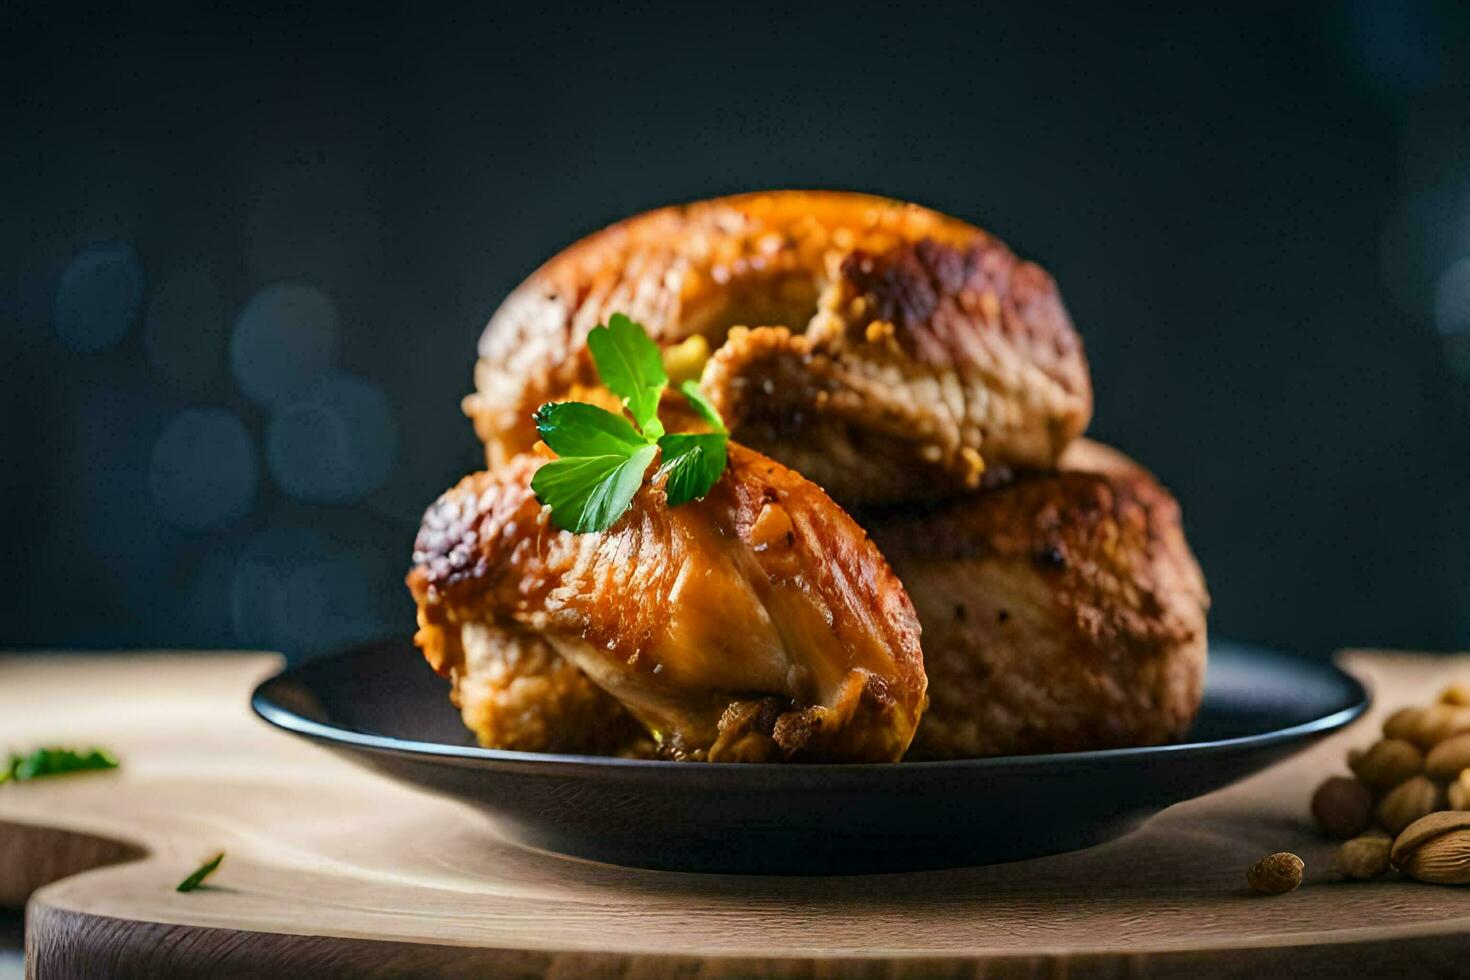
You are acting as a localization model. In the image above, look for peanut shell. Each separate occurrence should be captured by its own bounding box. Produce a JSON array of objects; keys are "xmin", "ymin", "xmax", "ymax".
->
[
  {"xmin": 1348, "ymin": 738, "xmax": 1422, "ymax": 794},
  {"xmin": 1383, "ymin": 706, "xmax": 1425, "ymax": 741},
  {"xmin": 1406, "ymin": 705, "xmax": 1470, "ymax": 749},
  {"xmin": 1425, "ymin": 733, "xmax": 1470, "ymax": 781},
  {"xmin": 1449, "ymin": 770, "xmax": 1470, "ymax": 811},
  {"xmin": 1376, "ymin": 775, "xmax": 1444, "ymax": 835},
  {"xmin": 1440, "ymin": 682, "xmax": 1470, "ymax": 706},
  {"xmin": 1337, "ymin": 834, "xmax": 1392, "ymax": 879},
  {"xmin": 1311, "ymin": 776, "xmax": 1373, "ymax": 839},
  {"xmin": 1247, "ymin": 851, "xmax": 1303, "ymax": 895}
]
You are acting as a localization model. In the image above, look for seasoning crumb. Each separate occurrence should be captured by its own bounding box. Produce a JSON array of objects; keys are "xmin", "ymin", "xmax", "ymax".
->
[{"xmin": 1034, "ymin": 545, "xmax": 1066, "ymax": 570}]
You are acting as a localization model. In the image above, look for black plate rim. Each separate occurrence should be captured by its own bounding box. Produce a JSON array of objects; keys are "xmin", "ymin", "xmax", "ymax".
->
[{"xmin": 251, "ymin": 638, "xmax": 1370, "ymax": 775}]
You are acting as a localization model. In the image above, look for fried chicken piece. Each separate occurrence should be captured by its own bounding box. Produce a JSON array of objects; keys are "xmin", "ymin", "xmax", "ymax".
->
[
  {"xmin": 703, "ymin": 239, "xmax": 1087, "ymax": 505},
  {"xmin": 869, "ymin": 445, "xmax": 1209, "ymax": 759},
  {"xmin": 466, "ymin": 191, "xmax": 1091, "ymax": 508},
  {"xmin": 407, "ymin": 444, "xmax": 927, "ymax": 762},
  {"xmin": 419, "ymin": 618, "xmax": 648, "ymax": 755}
]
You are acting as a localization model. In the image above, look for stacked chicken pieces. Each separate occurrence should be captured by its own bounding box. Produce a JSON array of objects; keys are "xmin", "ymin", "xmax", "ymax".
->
[{"xmin": 408, "ymin": 192, "xmax": 1208, "ymax": 763}]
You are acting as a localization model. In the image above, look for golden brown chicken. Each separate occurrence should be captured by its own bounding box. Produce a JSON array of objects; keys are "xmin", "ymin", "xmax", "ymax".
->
[
  {"xmin": 466, "ymin": 191, "xmax": 1092, "ymax": 508},
  {"xmin": 869, "ymin": 442, "xmax": 1209, "ymax": 759},
  {"xmin": 437, "ymin": 624, "xmax": 648, "ymax": 756},
  {"xmin": 407, "ymin": 444, "xmax": 927, "ymax": 762},
  {"xmin": 416, "ymin": 192, "xmax": 1209, "ymax": 762}
]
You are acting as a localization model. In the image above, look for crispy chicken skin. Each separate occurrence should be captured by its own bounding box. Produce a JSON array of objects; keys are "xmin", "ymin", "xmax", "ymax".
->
[
  {"xmin": 419, "ymin": 193, "xmax": 1207, "ymax": 760},
  {"xmin": 422, "ymin": 621, "xmax": 648, "ymax": 756},
  {"xmin": 870, "ymin": 444, "xmax": 1209, "ymax": 759},
  {"xmin": 407, "ymin": 444, "xmax": 927, "ymax": 763},
  {"xmin": 466, "ymin": 191, "xmax": 1091, "ymax": 508}
]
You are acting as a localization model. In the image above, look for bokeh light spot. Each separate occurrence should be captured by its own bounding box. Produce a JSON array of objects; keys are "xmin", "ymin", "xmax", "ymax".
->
[
  {"xmin": 55, "ymin": 243, "xmax": 145, "ymax": 352},
  {"xmin": 1444, "ymin": 332, "xmax": 1470, "ymax": 381},
  {"xmin": 145, "ymin": 265, "xmax": 226, "ymax": 393},
  {"xmin": 149, "ymin": 408, "xmax": 259, "ymax": 530},
  {"xmin": 231, "ymin": 528, "xmax": 392, "ymax": 658},
  {"xmin": 231, "ymin": 527, "xmax": 334, "ymax": 654},
  {"xmin": 266, "ymin": 373, "xmax": 398, "ymax": 504},
  {"xmin": 230, "ymin": 281, "xmax": 340, "ymax": 409},
  {"xmin": 1433, "ymin": 256, "xmax": 1470, "ymax": 336},
  {"xmin": 1346, "ymin": 0, "xmax": 1443, "ymax": 95}
]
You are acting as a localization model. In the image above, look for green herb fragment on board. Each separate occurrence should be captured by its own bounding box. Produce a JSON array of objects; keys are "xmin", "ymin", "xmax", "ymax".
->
[
  {"xmin": 176, "ymin": 852, "xmax": 225, "ymax": 893},
  {"xmin": 2, "ymin": 747, "xmax": 119, "ymax": 783}
]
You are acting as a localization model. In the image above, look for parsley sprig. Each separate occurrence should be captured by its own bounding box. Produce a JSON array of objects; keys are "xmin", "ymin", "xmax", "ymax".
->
[
  {"xmin": 0, "ymin": 747, "xmax": 118, "ymax": 784},
  {"xmin": 531, "ymin": 314, "xmax": 728, "ymax": 533}
]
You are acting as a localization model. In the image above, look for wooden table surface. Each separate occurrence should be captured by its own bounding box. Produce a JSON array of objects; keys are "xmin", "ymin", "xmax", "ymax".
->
[{"xmin": 2, "ymin": 650, "xmax": 1468, "ymax": 978}]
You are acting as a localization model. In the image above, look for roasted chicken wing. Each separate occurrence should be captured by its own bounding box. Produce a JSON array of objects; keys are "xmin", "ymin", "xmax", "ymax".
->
[
  {"xmin": 869, "ymin": 443, "xmax": 1209, "ymax": 759},
  {"xmin": 408, "ymin": 444, "xmax": 927, "ymax": 762},
  {"xmin": 466, "ymin": 191, "xmax": 1091, "ymax": 508}
]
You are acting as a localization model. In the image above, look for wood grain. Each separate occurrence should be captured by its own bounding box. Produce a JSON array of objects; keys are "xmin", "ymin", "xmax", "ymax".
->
[{"xmin": 2, "ymin": 650, "xmax": 1468, "ymax": 977}]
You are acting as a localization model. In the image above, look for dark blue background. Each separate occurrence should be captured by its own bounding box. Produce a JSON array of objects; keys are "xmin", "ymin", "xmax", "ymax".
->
[{"xmin": 3, "ymin": 2, "xmax": 1467, "ymax": 660}]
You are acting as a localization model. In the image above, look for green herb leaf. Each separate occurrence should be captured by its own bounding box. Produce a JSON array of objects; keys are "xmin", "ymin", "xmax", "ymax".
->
[
  {"xmin": 531, "ymin": 444, "xmax": 658, "ymax": 532},
  {"xmin": 533, "ymin": 402, "xmax": 648, "ymax": 458},
  {"xmin": 4, "ymin": 747, "xmax": 119, "ymax": 782},
  {"xmin": 176, "ymin": 852, "xmax": 225, "ymax": 893},
  {"xmin": 531, "ymin": 315, "xmax": 731, "ymax": 532},
  {"xmin": 656, "ymin": 433, "xmax": 729, "ymax": 506},
  {"xmin": 678, "ymin": 380, "xmax": 726, "ymax": 434},
  {"xmin": 586, "ymin": 313, "xmax": 667, "ymax": 438}
]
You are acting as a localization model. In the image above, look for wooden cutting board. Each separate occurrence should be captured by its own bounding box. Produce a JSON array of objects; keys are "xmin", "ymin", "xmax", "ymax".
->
[{"xmin": 3, "ymin": 651, "xmax": 1468, "ymax": 978}]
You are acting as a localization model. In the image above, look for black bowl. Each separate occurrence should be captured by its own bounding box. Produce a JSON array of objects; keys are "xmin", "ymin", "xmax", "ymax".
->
[{"xmin": 252, "ymin": 638, "xmax": 1367, "ymax": 874}]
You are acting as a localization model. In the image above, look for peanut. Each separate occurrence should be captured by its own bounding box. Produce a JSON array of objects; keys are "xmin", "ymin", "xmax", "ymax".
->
[
  {"xmin": 1383, "ymin": 706, "xmax": 1425, "ymax": 741},
  {"xmin": 1348, "ymin": 738, "xmax": 1422, "ymax": 794},
  {"xmin": 1440, "ymin": 682, "xmax": 1470, "ymax": 706},
  {"xmin": 1403, "ymin": 705, "xmax": 1470, "ymax": 749},
  {"xmin": 1311, "ymin": 776, "xmax": 1373, "ymax": 839},
  {"xmin": 1337, "ymin": 834, "xmax": 1392, "ymax": 879},
  {"xmin": 1449, "ymin": 770, "xmax": 1470, "ymax": 811},
  {"xmin": 1425, "ymin": 732, "xmax": 1470, "ymax": 781},
  {"xmin": 1376, "ymin": 776, "xmax": 1445, "ymax": 835},
  {"xmin": 1247, "ymin": 851, "xmax": 1303, "ymax": 895}
]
